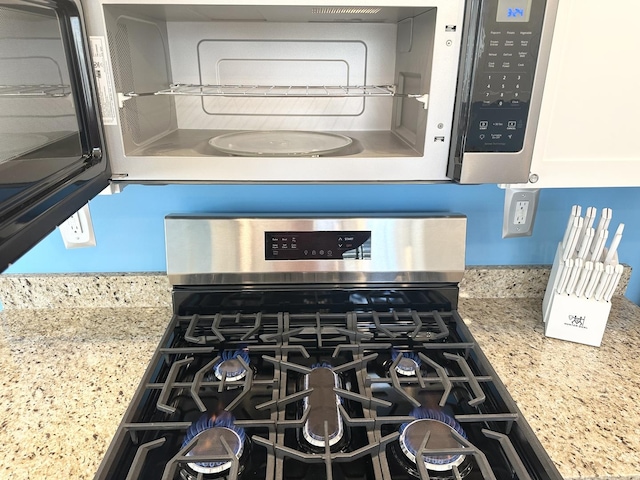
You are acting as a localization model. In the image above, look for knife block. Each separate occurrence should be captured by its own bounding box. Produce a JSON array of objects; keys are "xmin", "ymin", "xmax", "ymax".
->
[{"xmin": 542, "ymin": 243, "xmax": 613, "ymax": 347}]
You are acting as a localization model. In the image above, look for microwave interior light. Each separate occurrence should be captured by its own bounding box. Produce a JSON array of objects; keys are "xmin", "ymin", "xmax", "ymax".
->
[{"xmin": 311, "ymin": 7, "xmax": 382, "ymax": 15}]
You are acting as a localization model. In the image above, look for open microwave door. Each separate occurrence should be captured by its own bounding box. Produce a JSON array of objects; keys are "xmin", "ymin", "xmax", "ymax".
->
[{"xmin": 0, "ymin": 0, "xmax": 108, "ymax": 272}]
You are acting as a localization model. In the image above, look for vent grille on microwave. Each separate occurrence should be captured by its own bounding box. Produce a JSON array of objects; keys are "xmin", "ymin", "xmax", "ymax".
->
[{"xmin": 311, "ymin": 7, "xmax": 382, "ymax": 15}]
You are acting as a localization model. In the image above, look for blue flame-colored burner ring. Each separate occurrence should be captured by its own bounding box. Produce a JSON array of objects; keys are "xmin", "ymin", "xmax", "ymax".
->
[
  {"xmin": 213, "ymin": 349, "xmax": 250, "ymax": 381},
  {"xmin": 182, "ymin": 412, "xmax": 246, "ymax": 473},
  {"xmin": 399, "ymin": 408, "xmax": 467, "ymax": 470},
  {"xmin": 311, "ymin": 362, "xmax": 333, "ymax": 369},
  {"xmin": 391, "ymin": 349, "xmax": 422, "ymax": 376}
]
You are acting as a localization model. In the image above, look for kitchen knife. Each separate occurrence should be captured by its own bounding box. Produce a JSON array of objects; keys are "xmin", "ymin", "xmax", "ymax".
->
[
  {"xmin": 593, "ymin": 208, "xmax": 612, "ymax": 249},
  {"xmin": 563, "ymin": 216, "xmax": 583, "ymax": 260},
  {"xmin": 561, "ymin": 205, "xmax": 581, "ymax": 249},
  {"xmin": 556, "ymin": 258, "xmax": 573, "ymax": 295},
  {"xmin": 604, "ymin": 223, "xmax": 624, "ymax": 265},
  {"xmin": 590, "ymin": 228, "xmax": 608, "ymax": 262},
  {"xmin": 584, "ymin": 206, "xmax": 597, "ymax": 230},
  {"xmin": 585, "ymin": 262, "xmax": 604, "ymax": 299},
  {"xmin": 565, "ymin": 257, "xmax": 583, "ymax": 295},
  {"xmin": 604, "ymin": 264, "xmax": 624, "ymax": 302},
  {"xmin": 577, "ymin": 206, "xmax": 596, "ymax": 248},
  {"xmin": 574, "ymin": 260, "xmax": 593, "ymax": 297},
  {"xmin": 594, "ymin": 264, "xmax": 614, "ymax": 301},
  {"xmin": 576, "ymin": 227, "xmax": 594, "ymax": 260}
]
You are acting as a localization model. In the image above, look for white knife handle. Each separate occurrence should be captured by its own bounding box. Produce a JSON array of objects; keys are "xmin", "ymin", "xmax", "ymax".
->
[
  {"xmin": 594, "ymin": 207, "xmax": 612, "ymax": 239},
  {"xmin": 561, "ymin": 208, "xmax": 579, "ymax": 249},
  {"xmin": 556, "ymin": 258, "xmax": 573, "ymax": 294},
  {"xmin": 564, "ymin": 216, "xmax": 583, "ymax": 260},
  {"xmin": 594, "ymin": 265, "xmax": 614, "ymax": 301},
  {"xmin": 576, "ymin": 228, "xmax": 594, "ymax": 260},
  {"xmin": 565, "ymin": 258, "xmax": 582, "ymax": 295},
  {"xmin": 585, "ymin": 262, "xmax": 604, "ymax": 299},
  {"xmin": 584, "ymin": 206, "xmax": 597, "ymax": 230},
  {"xmin": 575, "ymin": 261, "xmax": 593, "ymax": 297},
  {"xmin": 604, "ymin": 264, "xmax": 624, "ymax": 302},
  {"xmin": 604, "ymin": 223, "xmax": 624, "ymax": 265},
  {"xmin": 590, "ymin": 229, "xmax": 608, "ymax": 262}
]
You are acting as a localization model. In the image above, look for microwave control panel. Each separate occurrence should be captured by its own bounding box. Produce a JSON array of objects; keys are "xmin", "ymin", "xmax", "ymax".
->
[
  {"xmin": 465, "ymin": 0, "xmax": 547, "ymax": 153},
  {"xmin": 265, "ymin": 231, "xmax": 371, "ymax": 260}
]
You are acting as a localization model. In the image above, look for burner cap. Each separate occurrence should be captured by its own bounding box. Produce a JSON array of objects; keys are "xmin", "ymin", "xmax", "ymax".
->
[
  {"xmin": 392, "ymin": 350, "xmax": 421, "ymax": 377},
  {"xmin": 303, "ymin": 365, "xmax": 343, "ymax": 447},
  {"xmin": 399, "ymin": 411, "xmax": 466, "ymax": 472},
  {"xmin": 214, "ymin": 350, "xmax": 250, "ymax": 381},
  {"xmin": 186, "ymin": 427, "xmax": 243, "ymax": 474},
  {"xmin": 396, "ymin": 356, "xmax": 420, "ymax": 376},
  {"xmin": 182, "ymin": 412, "xmax": 246, "ymax": 475}
]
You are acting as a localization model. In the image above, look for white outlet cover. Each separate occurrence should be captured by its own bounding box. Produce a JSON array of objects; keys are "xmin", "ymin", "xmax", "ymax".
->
[{"xmin": 59, "ymin": 204, "xmax": 97, "ymax": 249}]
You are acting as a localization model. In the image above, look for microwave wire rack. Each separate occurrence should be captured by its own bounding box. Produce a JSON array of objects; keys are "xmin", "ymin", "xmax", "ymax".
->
[
  {"xmin": 0, "ymin": 84, "xmax": 71, "ymax": 97},
  {"xmin": 118, "ymin": 83, "xmax": 429, "ymax": 108}
]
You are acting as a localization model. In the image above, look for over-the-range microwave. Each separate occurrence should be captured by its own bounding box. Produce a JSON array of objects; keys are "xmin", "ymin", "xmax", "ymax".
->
[{"xmin": 0, "ymin": 0, "xmax": 557, "ymax": 270}]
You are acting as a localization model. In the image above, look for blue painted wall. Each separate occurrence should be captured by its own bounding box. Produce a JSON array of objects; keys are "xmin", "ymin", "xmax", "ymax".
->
[{"xmin": 5, "ymin": 184, "xmax": 640, "ymax": 304}]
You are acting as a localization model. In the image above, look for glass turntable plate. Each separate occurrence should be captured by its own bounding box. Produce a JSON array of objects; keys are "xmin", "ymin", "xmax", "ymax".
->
[{"xmin": 209, "ymin": 130, "xmax": 352, "ymax": 157}]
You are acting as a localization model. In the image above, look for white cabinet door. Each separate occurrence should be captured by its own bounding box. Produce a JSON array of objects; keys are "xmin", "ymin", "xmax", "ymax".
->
[{"xmin": 524, "ymin": 0, "xmax": 640, "ymax": 188}]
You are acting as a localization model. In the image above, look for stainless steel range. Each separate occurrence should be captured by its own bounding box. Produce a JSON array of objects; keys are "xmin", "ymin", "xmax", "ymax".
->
[{"xmin": 95, "ymin": 215, "xmax": 561, "ymax": 480}]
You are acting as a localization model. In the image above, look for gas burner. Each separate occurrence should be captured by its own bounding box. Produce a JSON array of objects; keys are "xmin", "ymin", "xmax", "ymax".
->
[
  {"xmin": 392, "ymin": 350, "xmax": 421, "ymax": 376},
  {"xmin": 181, "ymin": 412, "xmax": 246, "ymax": 475},
  {"xmin": 303, "ymin": 363, "xmax": 343, "ymax": 448},
  {"xmin": 399, "ymin": 408, "xmax": 467, "ymax": 472},
  {"xmin": 214, "ymin": 349, "xmax": 250, "ymax": 381}
]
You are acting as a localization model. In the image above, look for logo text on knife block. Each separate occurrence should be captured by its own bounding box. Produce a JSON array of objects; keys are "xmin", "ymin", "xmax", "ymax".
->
[{"xmin": 565, "ymin": 315, "xmax": 586, "ymax": 329}]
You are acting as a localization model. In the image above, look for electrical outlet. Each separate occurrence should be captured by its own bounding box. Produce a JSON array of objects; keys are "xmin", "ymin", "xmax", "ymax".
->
[
  {"xmin": 59, "ymin": 203, "xmax": 97, "ymax": 249},
  {"xmin": 502, "ymin": 188, "xmax": 540, "ymax": 238},
  {"xmin": 514, "ymin": 201, "xmax": 529, "ymax": 225}
]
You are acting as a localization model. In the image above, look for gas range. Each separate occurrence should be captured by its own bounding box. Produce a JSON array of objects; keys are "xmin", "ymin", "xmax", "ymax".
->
[{"xmin": 95, "ymin": 215, "xmax": 562, "ymax": 480}]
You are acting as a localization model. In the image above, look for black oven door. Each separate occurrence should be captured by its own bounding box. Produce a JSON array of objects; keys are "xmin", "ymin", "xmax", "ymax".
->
[{"xmin": 0, "ymin": 0, "xmax": 108, "ymax": 272}]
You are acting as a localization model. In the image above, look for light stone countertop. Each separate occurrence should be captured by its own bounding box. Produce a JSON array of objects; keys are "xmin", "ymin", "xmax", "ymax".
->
[{"xmin": 0, "ymin": 269, "xmax": 638, "ymax": 480}]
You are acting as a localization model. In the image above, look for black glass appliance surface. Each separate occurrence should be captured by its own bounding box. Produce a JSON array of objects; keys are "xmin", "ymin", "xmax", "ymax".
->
[
  {"xmin": 95, "ymin": 286, "xmax": 562, "ymax": 480},
  {"xmin": 464, "ymin": 0, "xmax": 547, "ymax": 153},
  {"xmin": 0, "ymin": 0, "xmax": 108, "ymax": 272},
  {"xmin": 265, "ymin": 231, "xmax": 372, "ymax": 260}
]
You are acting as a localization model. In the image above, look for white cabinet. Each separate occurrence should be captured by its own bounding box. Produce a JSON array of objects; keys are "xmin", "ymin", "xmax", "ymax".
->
[{"xmin": 521, "ymin": 0, "xmax": 640, "ymax": 188}]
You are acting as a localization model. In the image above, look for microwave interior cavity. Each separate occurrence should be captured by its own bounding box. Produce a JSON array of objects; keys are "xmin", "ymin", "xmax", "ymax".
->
[{"xmin": 102, "ymin": 3, "xmax": 462, "ymax": 172}]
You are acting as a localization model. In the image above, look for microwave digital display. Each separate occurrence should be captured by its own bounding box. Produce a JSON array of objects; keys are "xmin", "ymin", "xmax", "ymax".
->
[{"xmin": 496, "ymin": 0, "xmax": 532, "ymax": 22}]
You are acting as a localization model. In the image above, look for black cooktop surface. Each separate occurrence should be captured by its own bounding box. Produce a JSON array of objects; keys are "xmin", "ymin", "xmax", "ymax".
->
[{"xmin": 95, "ymin": 286, "xmax": 561, "ymax": 480}]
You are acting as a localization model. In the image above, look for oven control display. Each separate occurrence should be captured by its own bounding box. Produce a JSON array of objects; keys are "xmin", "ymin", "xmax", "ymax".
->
[{"xmin": 265, "ymin": 231, "xmax": 371, "ymax": 260}]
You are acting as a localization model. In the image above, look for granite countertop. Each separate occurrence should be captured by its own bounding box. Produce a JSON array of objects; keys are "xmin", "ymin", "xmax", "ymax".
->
[{"xmin": 0, "ymin": 269, "xmax": 639, "ymax": 480}]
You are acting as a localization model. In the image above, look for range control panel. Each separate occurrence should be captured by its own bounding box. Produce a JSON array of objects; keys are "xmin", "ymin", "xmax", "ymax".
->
[
  {"xmin": 265, "ymin": 231, "xmax": 371, "ymax": 260},
  {"xmin": 465, "ymin": 0, "xmax": 546, "ymax": 153}
]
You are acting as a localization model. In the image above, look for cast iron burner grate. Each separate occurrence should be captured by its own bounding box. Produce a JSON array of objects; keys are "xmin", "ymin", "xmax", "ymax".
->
[{"xmin": 99, "ymin": 288, "xmax": 559, "ymax": 480}]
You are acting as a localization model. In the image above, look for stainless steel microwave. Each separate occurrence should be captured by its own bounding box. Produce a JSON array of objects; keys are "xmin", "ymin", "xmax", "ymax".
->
[{"xmin": 0, "ymin": 0, "xmax": 558, "ymax": 271}]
